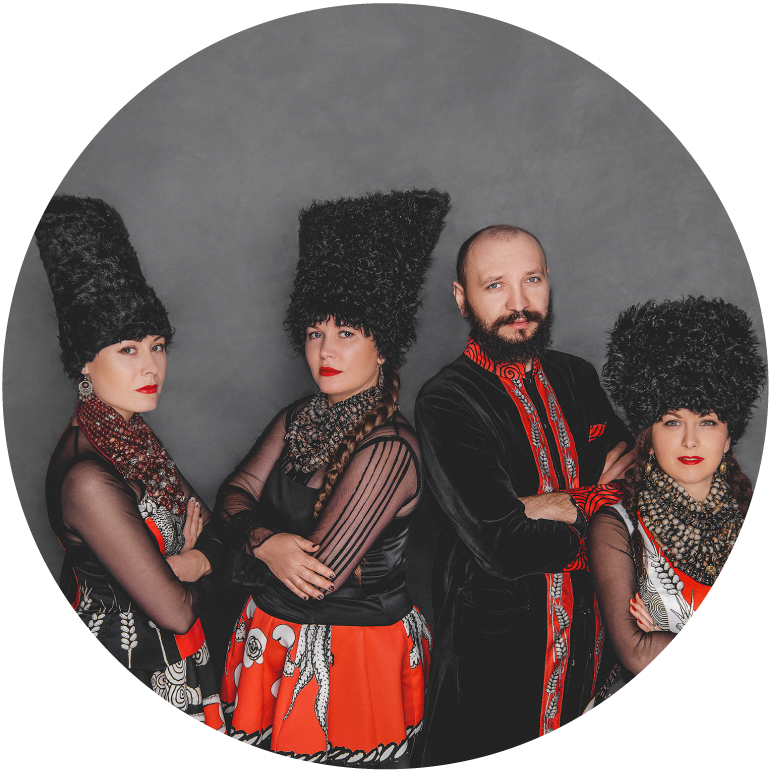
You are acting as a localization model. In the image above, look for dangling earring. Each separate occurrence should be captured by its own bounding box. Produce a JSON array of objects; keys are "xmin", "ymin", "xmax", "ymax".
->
[
  {"xmin": 378, "ymin": 364, "xmax": 385, "ymax": 390},
  {"xmin": 78, "ymin": 375, "xmax": 94, "ymax": 400},
  {"xmin": 718, "ymin": 453, "xmax": 728, "ymax": 475},
  {"xmin": 644, "ymin": 450, "xmax": 654, "ymax": 476}
]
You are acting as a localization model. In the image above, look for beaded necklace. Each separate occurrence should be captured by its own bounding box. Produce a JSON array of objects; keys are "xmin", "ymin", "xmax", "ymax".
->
[
  {"xmin": 285, "ymin": 387, "xmax": 382, "ymax": 473},
  {"xmin": 75, "ymin": 392, "xmax": 186, "ymax": 515},
  {"xmin": 637, "ymin": 463, "xmax": 743, "ymax": 585}
]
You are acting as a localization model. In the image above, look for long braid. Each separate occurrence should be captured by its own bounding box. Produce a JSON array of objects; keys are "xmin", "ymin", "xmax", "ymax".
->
[
  {"xmin": 313, "ymin": 368, "xmax": 400, "ymax": 583},
  {"xmin": 313, "ymin": 368, "xmax": 401, "ymax": 519}
]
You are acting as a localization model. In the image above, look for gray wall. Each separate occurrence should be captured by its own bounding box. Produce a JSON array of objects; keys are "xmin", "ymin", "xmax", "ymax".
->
[{"xmin": 4, "ymin": 4, "xmax": 765, "ymax": 580}]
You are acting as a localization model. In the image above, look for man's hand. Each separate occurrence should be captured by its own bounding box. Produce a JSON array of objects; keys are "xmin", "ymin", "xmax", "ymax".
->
[
  {"xmin": 599, "ymin": 442, "xmax": 637, "ymax": 484},
  {"xmin": 521, "ymin": 492, "xmax": 578, "ymax": 524}
]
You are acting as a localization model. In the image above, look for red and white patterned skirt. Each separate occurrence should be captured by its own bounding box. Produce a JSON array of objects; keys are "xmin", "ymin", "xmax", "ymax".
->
[{"xmin": 220, "ymin": 597, "xmax": 432, "ymax": 764}]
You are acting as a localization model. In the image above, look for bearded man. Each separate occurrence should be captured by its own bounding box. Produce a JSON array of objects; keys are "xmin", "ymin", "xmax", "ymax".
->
[{"xmin": 415, "ymin": 225, "xmax": 635, "ymax": 763}]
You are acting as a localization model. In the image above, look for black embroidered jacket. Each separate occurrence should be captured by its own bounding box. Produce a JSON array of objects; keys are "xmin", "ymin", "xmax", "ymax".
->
[{"xmin": 414, "ymin": 341, "xmax": 632, "ymax": 763}]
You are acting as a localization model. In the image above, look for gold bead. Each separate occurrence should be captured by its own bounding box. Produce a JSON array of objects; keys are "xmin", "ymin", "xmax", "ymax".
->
[{"xmin": 719, "ymin": 460, "xmax": 727, "ymax": 474}]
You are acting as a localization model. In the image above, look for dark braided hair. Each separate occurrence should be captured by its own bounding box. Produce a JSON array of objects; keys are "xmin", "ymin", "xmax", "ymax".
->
[{"xmin": 312, "ymin": 368, "xmax": 400, "ymax": 582}]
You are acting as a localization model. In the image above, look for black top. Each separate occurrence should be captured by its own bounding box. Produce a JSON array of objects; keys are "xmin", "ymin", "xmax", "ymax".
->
[
  {"xmin": 45, "ymin": 420, "xmax": 223, "ymax": 670},
  {"xmin": 215, "ymin": 398, "xmax": 422, "ymax": 626}
]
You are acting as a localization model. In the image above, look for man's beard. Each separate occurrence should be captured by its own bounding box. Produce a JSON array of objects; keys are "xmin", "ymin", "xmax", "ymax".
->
[{"xmin": 465, "ymin": 293, "xmax": 554, "ymax": 364}]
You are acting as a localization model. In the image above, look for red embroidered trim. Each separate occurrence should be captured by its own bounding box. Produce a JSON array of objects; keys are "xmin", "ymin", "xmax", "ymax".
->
[
  {"xmin": 533, "ymin": 366, "xmax": 579, "ymax": 489},
  {"xmin": 588, "ymin": 423, "xmax": 606, "ymax": 441},
  {"xmin": 564, "ymin": 484, "xmax": 623, "ymax": 571},
  {"xmin": 465, "ymin": 339, "xmax": 580, "ymax": 494},
  {"xmin": 569, "ymin": 483, "xmax": 623, "ymax": 520},
  {"xmin": 464, "ymin": 337, "xmax": 528, "ymax": 378},
  {"xmin": 540, "ymin": 572, "xmax": 573, "ymax": 735}
]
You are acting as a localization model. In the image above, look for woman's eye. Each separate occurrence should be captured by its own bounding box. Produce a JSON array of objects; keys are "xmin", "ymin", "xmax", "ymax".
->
[
  {"xmin": 340, "ymin": 331, "xmax": 353, "ymax": 338},
  {"xmin": 701, "ymin": 420, "xmax": 717, "ymax": 426},
  {"xmin": 664, "ymin": 420, "xmax": 680, "ymax": 426},
  {"xmin": 308, "ymin": 331, "xmax": 321, "ymax": 339},
  {"xmin": 120, "ymin": 346, "xmax": 136, "ymax": 355},
  {"xmin": 151, "ymin": 344, "xmax": 165, "ymax": 353}
]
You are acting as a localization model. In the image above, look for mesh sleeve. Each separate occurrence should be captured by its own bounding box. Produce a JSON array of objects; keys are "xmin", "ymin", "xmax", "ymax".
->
[
  {"xmin": 588, "ymin": 506, "xmax": 675, "ymax": 675},
  {"xmin": 61, "ymin": 460, "xmax": 198, "ymax": 635},
  {"xmin": 310, "ymin": 431, "xmax": 420, "ymax": 589},
  {"xmin": 214, "ymin": 408, "xmax": 289, "ymax": 549},
  {"xmin": 176, "ymin": 467, "xmax": 224, "ymax": 572}
]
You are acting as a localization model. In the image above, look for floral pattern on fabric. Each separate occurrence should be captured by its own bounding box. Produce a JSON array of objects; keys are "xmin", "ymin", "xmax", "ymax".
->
[{"xmin": 221, "ymin": 601, "xmax": 431, "ymax": 764}]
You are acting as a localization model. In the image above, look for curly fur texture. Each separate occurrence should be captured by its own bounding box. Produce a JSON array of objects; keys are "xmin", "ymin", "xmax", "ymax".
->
[
  {"xmin": 35, "ymin": 195, "xmax": 173, "ymax": 379},
  {"xmin": 284, "ymin": 188, "xmax": 450, "ymax": 369},
  {"xmin": 603, "ymin": 296, "xmax": 765, "ymax": 441}
]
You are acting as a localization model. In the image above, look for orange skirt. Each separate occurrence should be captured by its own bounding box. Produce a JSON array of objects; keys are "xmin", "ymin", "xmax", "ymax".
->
[{"xmin": 220, "ymin": 597, "xmax": 432, "ymax": 764}]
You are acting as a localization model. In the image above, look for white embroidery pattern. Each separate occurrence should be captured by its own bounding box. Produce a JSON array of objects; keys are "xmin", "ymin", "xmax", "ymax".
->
[
  {"xmin": 283, "ymin": 624, "xmax": 334, "ymax": 755},
  {"xmin": 402, "ymin": 608, "xmax": 433, "ymax": 670}
]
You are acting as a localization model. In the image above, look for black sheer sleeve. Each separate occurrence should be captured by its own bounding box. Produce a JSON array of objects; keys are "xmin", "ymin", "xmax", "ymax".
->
[
  {"xmin": 61, "ymin": 460, "xmax": 198, "ymax": 635},
  {"xmin": 214, "ymin": 407, "xmax": 290, "ymax": 551},
  {"xmin": 588, "ymin": 506, "xmax": 675, "ymax": 675},
  {"xmin": 176, "ymin": 467, "xmax": 224, "ymax": 572},
  {"xmin": 310, "ymin": 423, "xmax": 420, "ymax": 589},
  {"xmin": 415, "ymin": 391, "xmax": 582, "ymax": 580}
]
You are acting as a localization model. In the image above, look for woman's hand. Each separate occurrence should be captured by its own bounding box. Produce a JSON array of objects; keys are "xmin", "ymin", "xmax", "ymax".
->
[
  {"xmin": 167, "ymin": 549, "xmax": 212, "ymax": 582},
  {"xmin": 630, "ymin": 592, "xmax": 662, "ymax": 632},
  {"xmin": 180, "ymin": 497, "xmax": 204, "ymax": 553},
  {"xmin": 253, "ymin": 533, "xmax": 336, "ymax": 601}
]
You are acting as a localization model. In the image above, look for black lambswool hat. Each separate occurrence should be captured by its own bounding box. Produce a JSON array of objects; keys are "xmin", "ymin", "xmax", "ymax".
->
[
  {"xmin": 602, "ymin": 296, "xmax": 765, "ymax": 442},
  {"xmin": 35, "ymin": 195, "xmax": 173, "ymax": 380},
  {"xmin": 284, "ymin": 189, "xmax": 451, "ymax": 370}
]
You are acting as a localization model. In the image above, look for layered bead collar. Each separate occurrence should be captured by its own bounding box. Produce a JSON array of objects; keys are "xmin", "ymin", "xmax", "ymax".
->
[
  {"xmin": 285, "ymin": 387, "xmax": 383, "ymax": 474},
  {"xmin": 637, "ymin": 463, "xmax": 743, "ymax": 585}
]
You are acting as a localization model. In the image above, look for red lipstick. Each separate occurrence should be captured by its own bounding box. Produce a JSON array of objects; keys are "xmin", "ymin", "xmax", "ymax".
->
[
  {"xmin": 677, "ymin": 456, "xmax": 704, "ymax": 465},
  {"xmin": 319, "ymin": 367, "xmax": 342, "ymax": 377},
  {"xmin": 136, "ymin": 385, "xmax": 158, "ymax": 394}
]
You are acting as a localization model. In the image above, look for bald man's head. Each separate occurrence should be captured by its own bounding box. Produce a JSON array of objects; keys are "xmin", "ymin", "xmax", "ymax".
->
[{"xmin": 456, "ymin": 225, "xmax": 546, "ymax": 288}]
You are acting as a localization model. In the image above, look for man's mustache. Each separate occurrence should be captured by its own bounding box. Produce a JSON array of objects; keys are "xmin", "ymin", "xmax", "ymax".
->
[{"xmin": 490, "ymin": 309, "xmax": 545, "ymax": 332}]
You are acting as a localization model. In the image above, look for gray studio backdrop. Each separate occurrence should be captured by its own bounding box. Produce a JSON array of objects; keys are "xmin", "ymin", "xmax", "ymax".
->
[{"xmin": 5, "ymin": 5, "xmax": 766, "ymax": 609}]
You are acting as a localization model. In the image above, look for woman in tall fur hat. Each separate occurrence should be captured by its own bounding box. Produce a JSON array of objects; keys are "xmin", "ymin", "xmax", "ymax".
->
[
  {"xmin": 587, "ymin": 296, "xmax": 764, "ymax": 699},
  {"xmin": 37, "ymin": 195, "xmax": 225, "ymax": 729},
  {"xmin": 217, "ymin": 188, "xmax": 450, "ymax": 763}
]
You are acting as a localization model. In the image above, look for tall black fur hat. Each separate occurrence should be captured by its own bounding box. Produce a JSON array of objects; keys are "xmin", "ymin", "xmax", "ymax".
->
[
  {"xmin": 284, "ymin": 188, "xmax": 450, "ymax": 370},
  {"xmin": 35, "ymin": 195, "xmax": 173, "ymax": 380},
  {"xmin": 602, "ymin": 296, "xmax": 765, "ymax": 442}
]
